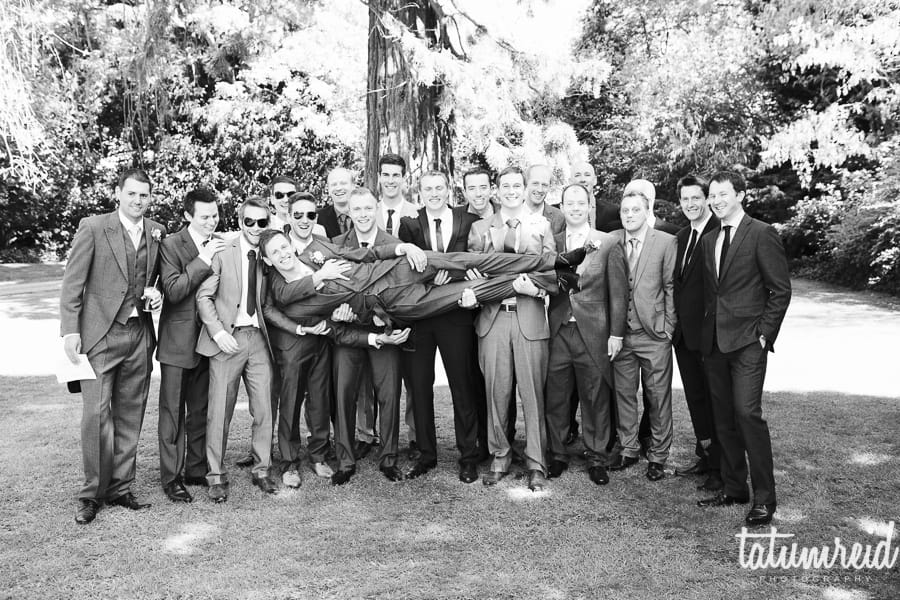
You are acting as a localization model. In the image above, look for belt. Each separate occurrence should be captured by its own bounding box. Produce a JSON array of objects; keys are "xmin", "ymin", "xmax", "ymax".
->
[
  {"xmin": 500, "ymin": 304, "xmax": 517, "ymax": 313},
  {"xmin": 232, "ymin": 325, "xmax": 259, "ymax": 332}
]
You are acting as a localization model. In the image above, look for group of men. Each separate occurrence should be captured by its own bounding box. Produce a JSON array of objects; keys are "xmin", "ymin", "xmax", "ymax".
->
[{"xmin": 60, "ymin": 154, "xmax": 791, "ymax": 530}]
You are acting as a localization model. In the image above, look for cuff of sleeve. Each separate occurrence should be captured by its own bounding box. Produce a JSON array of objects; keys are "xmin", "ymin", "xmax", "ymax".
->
[
  {"xmin": 609, "ymin": 336, "xmax": 623, "ymax": 341},
  {"xmin": 213, "ymin": 330, "xmax": 228, "ymax": 343},
  {"xmin": 367, "ymin": 333, "xmax": 378, "ymax": 347}
]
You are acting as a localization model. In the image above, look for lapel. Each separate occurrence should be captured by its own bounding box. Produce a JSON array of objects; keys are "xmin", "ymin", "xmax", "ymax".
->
[
  {"xmin": 296, "ymin": 239, "xmax": 321, "ymax": 271},
  {"xmin": 230, "ymin": 238, "xmax": 242, "ymax": 288},
  {"xmin": 719, "ymin": 214, "xmax": 752, "ymax": 281},
  {"xmin": 143, "ymin": 218, "xmax": 160, "ymax": 281},
  {"xmin": 579, "ymin": 229, "xmax": 603, "ymax": 276},
  {"xmin": 683, "ymin": 215, "xmax": 718, "ymax": 280},
  {"xmin": 104, "ymin": 212, "xmax": 128, "ymax": 279},
  {"xmin": 416, "ymin": 210, "xmax": 432, "ymax": 250},
  {"xmin": 448, "ymin": 207, "xmax": 465, "ymax": 250},
  {"xmin": 634, "ymin": 227, "xmax": 656, "ymax": 283},
  {"xmin": 487, "ymin": 212, "xmax": 506, "ymax": 251},
  {"xmin": 179, "ymin": 227, "xmax": 199, "ymax": 260},
  {"xmin": 373, "ymin": 229, "xmax": 392, "ymax": 246}
]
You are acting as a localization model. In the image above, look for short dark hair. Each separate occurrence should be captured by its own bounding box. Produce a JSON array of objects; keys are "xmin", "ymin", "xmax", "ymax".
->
[
  {"xmin": 183, "ymin": 187, "xmax": 218, "ymax": 216},
  {"xmin": 709, "ymin": 170, "xmax": 746, "ymax": 194},
  {"xmin": 117, "ymin": 168, "xmax": 152, "ymax": 191},
  {"xmin": 288, "ymin": 191, "xmax": 317, "ymax": 212},
  {"xmin": 462, "ymin": 167, "xmax": 492, "ymax": 188},
  {"xmin": 378, "ymin": 153, "xmax": 407, "ymax": 175},
  {"xmin": 239, "ymin": 196, "xmax": 270, "ymax": 220},
  {"xmin": 496, "ymin": 166, "xmax": 525, "ymax": 185},
  {"xmin": 258, "ymin": 229, "xmax": 287, "ymax": 259},
  {"xmin": 676, "ymin": 175, "xmax": 709, "ymax": 198},
  {"xmin": 270, "ymin": 175, "xmax": 299, "ymax": 191},
  {"xmin": 560, "ymin": 183, "xmax": 590, "ymax": 203},
  {"xmin": 419, "ymin": 170, "xmax": 448, "ymax": 186}
]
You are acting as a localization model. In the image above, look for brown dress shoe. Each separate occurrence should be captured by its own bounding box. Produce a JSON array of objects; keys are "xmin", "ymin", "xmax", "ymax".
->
[{"xmin": 75, "ymin": 499, "xmax": 100, "ymax": 524}]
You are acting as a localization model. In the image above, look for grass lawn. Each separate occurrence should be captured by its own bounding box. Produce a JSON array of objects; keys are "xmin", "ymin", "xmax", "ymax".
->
[{"xmin": 0, "ymin": 376, "xmax": 897, "ymax": 600}]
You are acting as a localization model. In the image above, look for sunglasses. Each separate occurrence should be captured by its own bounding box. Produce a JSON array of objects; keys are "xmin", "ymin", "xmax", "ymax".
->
[
  {"xmin": 291, "ymin": 211, "xmax": 318, "ymax": 221},
  {"xmin": 273, "ymin": 191, "xmax": 295, "ymax": 200},
  {"xmin": 242, "ymin": 217, "xmax": 270, "ymax": 228}
]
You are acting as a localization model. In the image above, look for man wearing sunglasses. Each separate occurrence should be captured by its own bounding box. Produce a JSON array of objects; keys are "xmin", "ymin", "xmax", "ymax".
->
[
  {"xmin": 196, "ymin": 196, "xmax": 299, "ymax": 502},
  {"xmin": 269, "ymin": 175, "xmax": 327, "ymax": 238}
]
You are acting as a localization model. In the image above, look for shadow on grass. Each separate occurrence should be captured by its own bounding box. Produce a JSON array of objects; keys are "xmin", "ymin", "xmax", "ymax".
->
[{"xmin": 0, "ymin": 376, "xmax": 897, "ymax": 600}]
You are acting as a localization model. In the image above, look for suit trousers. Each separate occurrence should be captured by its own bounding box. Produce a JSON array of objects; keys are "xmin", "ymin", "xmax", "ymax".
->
[
  {"xmin": 357, "ymin": 362, "xmax": 416, "ymax": 445},
  {"xmin": 409, "ymin": 312, "xmax": 486, "ymax": 467},
  {"xmin": 704, "ymin": 340, "xmax": 775, "ymax": 505},
  {"xmin": 545, "ymin": 323, "xmax": 613, "ymax": 466},
  {"xmin": 274, "ymin": 335, "xmax": 331, "ymax": 465},
  {"xmin": 479, "ymin": 311, "xmax": 548, "ymax": 474},
  {"xmin": 80, "ymin": 318, "xmax": 153, "ymax": 500},
  {"xmin": 613, "ymin": 329, "xmax": 673, "ymax": 464},
  {"xmin": 205, "ymin": 327, "xmax": 272, "ymax": 485},
  {"xmin": 334, "ymin": 345, "xmax": 401, "ymax": 470},
  {"xmin": 674, "ymin": 339, "xmax": 720, "ymax": 470},
  {"xmin": 158, "ymin": 358, "xmax": 209, "ymax": 486}
]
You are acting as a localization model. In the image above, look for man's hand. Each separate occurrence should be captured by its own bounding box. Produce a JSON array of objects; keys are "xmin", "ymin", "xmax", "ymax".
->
[
  {"xmin": 512, "ymin": 274, "xmax": 541, "ymax": 297},
  {"xmin": 375, "ymin": 328, "xmax": 411, "ymax": 348},
  {"xmin": 64, "ymin": 334, "xmax": 82, "ymax": 365},
  {"xmin": 433, "ymin": 269, "xmax": 450, "ymax": 286},
  {"xmin": 213, "ymin": 332, "xmax": 240, "ymax": 354},
  {"xmin": 303, "ymin": 320, "xmax": 330, "ymax": 336},
  {"xmin": 466, "ymin": 268, "xmax": 487, "ymax": 281},
  {"xmin": 313, "ymin": 259, "xmax": 351, "ymax": 286},
  {"xmin": 331, "ymin": 303, "xmax": 356, "ymax": 323},
  {"xmin": 397, "ymin": 243, "xmax": 427, "ymax": 272},
  {"xmin": 608, "ymin": 337, "xmax": 623, "ymax": 361},
  {"xmin": 458, "ymin": 288, "xmax": 479, "ymax": 309},
  {"xmin": 198, "ymin": 237, "xmax": 227, "ymax": 263},
  {"xmin": 142, "ymin": 288, "xmax": 163, "ymax": 312}
]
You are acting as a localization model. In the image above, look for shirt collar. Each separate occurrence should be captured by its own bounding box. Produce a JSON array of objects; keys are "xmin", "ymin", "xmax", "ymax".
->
[
  {"xmin": 566, "ymin": 224, "xmax": 591, "ymax": 239},
  {"xmin": 691, "ymin": 212, "xmax": 713, "ymax": 235},
  {"xmin": 356, "ymin": 229, "xmax": 378, "ymax": 246},
  {"xmin": 290, "ymin": 231, "xmax": 313, "ymax": 253},
  {"xmin": 626, "ymin": 224, "xmax": 649, "ymax": 245},
  {"xmin": 426, "ymin": 206, "xmax": 452, "ymax": 222},
  {"xmin": 239, "ymin": 233, "xmax": 256, "ymax": 256},
  {"xmin": 721, "ymin": 208, "xmax": 745, "ymax": 229},
  {"xmin": 187, "ymin": 225, "xmax": 209, "ymax": 250},
  {"xmin": 118, "ymin": 210, "xmax": 143, "ymax": 235}
]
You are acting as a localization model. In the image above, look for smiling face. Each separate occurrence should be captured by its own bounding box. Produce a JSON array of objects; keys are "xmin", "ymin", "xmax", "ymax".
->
[
  {"xmin": 620, "ymin": 194, "xmax": 649, "ymax": 234},
  {"xmin": 240, "ymin": 204, "xmax": 270, "ymax": 247},
  {"xmin": 525, "ymin": 165, "xmax": 552, "ymax": 210},
  {"xmin": 570, "ymin": 161, "xmax": 597, "ymax": 191},
  {"xmin": 327, "ymin": 168, "xmax": 354, "ymax": 213},
  {"xmin": 348, "ymin": 191, "xmax": 377, "ymax": 235},
  {"xmin": 378, "ymin": 164, "xmax": 404, "ymax": 202},
  {"xmin": 420, "ymin": 174, "xmax": 449, "ymax": 213},
  {"xmin": 464, "ymin": 172, "xmax": 492, "ymax": 213},
  {"xmin": 186, "ymin": 200, "xmax": 220, "ymax": 238},
  {"xmin": 116, "ymin": 177, "xmax": 151, "ymax": 223},
  {"xmin": 497, "ymin": 172, "xmax": 526, "ymax": 211},
  {"xmin": 708, "ymin": 180, "xmax": 744, "ymax": 222},
  {"xmin": 262, "ymin": 232, "xmax": 296, "ymax": 273},
  {"xmin": 289, "ymin": 198, "xmax": 318, "ymax": 241},
  {"xmin": 679, "ymin": 184, "xmax": 710, "ymax": 224},
  {"xmin": 561, "ymin": 186, "xmax": 590, "ymax": 228},
  {"xmin": 271, "ymin": 182, "xmax": 297, "ymax": 216}
]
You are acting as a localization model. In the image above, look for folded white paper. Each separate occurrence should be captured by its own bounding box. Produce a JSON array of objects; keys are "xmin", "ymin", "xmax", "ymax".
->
[{"xmin": 56, "ymin": 354, "xmax": 96, "ymax": 383}]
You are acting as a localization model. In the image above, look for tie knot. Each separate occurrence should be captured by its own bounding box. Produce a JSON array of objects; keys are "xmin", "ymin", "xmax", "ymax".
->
[
  {"xmin": 361, "ymin": 242, "xmax": 369, "ymax": 248},
  {"xmin": 629, "ymin": 238, "xmax": 639, "ymax": 248},
  {"xmin": 434, "ymin": 218, "xmax": 441, "ymax": 226},
  {"xmin": 723, "ymin": 225, "xmax": 732, "ymax": 233},
  {"xmin": 248, "ymin": 249, "xmax": 256, "ymax": 260},
  {"xmin": 387, "ymin": 209, "xmax": 395, "ymax": 216},
  {"xmin": 506, "ymin": 218, "xmax": 519, "ymax": 229}
]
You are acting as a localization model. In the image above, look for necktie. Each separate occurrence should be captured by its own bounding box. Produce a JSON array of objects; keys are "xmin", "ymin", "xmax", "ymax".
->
[
  {"xmin": 283, "ymin": 223, "xmax": 292, "ymax": 236},
  {"xmin": 127, "ymin": 225, "xmax": 142, "ymax": 250},
  {"xmin": 386, "ymin": 209, "xmax": 395, "ymax": 235},
  {"xmin": 628, "ymin": 238, "xmax": 640, "ymax": 274},
  {"xmin": 433, "ymin": 218, "xmax": 444, "ymax": 252},
  {"xmin": 201, "ymin": 238, "xmax": 210, "ymax": 248},
  {"xmin": 683, "ymin": 228, "xmax": 698, "ymax": 274},
  {"xmin": 246, "ymin": 249, "xmax": 258, "ymax": 317},
  {"xmin": 503, "ymin": 218, "xmax": 519, "ymax": 253},
  {"xmin": 719, "ymin": 225, "xmax": 732, "ymax": 280},
  {"xmin": 338, "ymin": 213, "xmax": 351, "ymax": 233},
  {"xmin": 361, "ymin": 241, "xmax": 369, "ymax": 248}
]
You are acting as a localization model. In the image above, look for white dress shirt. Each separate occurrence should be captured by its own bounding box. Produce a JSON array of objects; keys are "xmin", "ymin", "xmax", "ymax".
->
[
  {"xmin": 683, "ymin": 212, "xmax": 713, "ymax": 270},
  {"xmin": 715, "ymin": 209, "xmax": 744, "ymax": 278},
  {"xmin": 427, "ymin": 207, "xmax": 453, "ymax": 252},
  {"xmin": 232, "ymin": 235, "xmax": 261, "ymax": 329}
]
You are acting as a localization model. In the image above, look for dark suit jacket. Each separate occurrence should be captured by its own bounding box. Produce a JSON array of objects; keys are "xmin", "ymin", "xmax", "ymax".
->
[
  {"xmin": 397, "ymin": 206, "xmax": 479, "ymax": 252},
  {"xmin": 542, "ymin": 204, "xmax": 566, "ymax": 235},
  {"xmin": 700, "ymin": 214, "xmax": 792, "ymax": 355},
  {"xmin": 156, "ymin": 227, "xmax": 212, "ymax": 369},
  {"xmin": 595, "ymin": 199, "xmax": 621, "ymax": 233},
  {"xmin": 548, "ymin": 229, "xmax": 627, "ymax": 377},
  {"xmin": 672, "ymin": 215, "xmax": 719, "ymax": 351},
  {"xmin": 60, "ymin": 211, "xmax": 165, "ymax": 353},
  {"xmin": 317, "ymin": 204, "xmax": 344, "ymax": 240}
]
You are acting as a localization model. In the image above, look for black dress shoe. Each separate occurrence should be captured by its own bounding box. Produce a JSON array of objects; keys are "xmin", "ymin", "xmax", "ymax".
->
[
  {"xmin": 235, "ymin": 452, "xmax": 255, "ymax": 468},
  {"xmin": 380, "ymin": 466, "xmax": 404, "ymax": 482},
  {"xmin": 208, "ymin": 483, "xmax": 228, "ymax": 503},
  {"xmin": 405, "ymin": 461, "xmax": 437, "ymax": 480},
  {"xmin": 745, "ymin": 503, "xmax": 777, "ymax": 526},
  {"xmin": 678, "ymin": 458, "xmax": 710, "ymax": 476},
  {"xmin": 646, "ymin": 462, "xmax": 665, "ymax": 481},
  {"xmin": 547, "ymin": 459, "xmax": 568, "ymax": 479},
  {"xmin": 528, "ymin": 470, "xmax": 547, "ymax": 491},
  {"xmin": 588, "ymin": 466, "xmax": 609, "ymax": 485},
  {"xmin": 458, "ymin": 463, "xmax": 478, "ymax": 484},
  {"xmin": 608, "ymin": 455, "xmax": 638, "ymax": 471},
  {"xmin": 697, "ymin": 492, "xmax": 750, "ymax": 507},
  {"xmin": 354, "ymin": 440, "xmax": 375, "ymax": 460},
  {"xmin": 164, "ymin": 479, "xmax": 193, "ymax": 503},
  {"xmin": 697, "ymin": 473, "xmax": 724, "ymax": 492},
  {"xmin": 555, "ymin": 246, "xmax": 587, "ymax": 268},
  {"xmin": 331, "ymin": 467, "xmax": 356, "ymax": 486},
  {"xmin": 183, "ymin": 475, "xmax": 209, "ymax": 487},
  {"xmin": 251, "ymin": 474, "xmax": 277, "ymax": 494},
  {"xmin": 75, "ymin": 499, "xmax": 100, "ymax": 524},
  {"xmin": 108, "ymin": 492, "xmax": 151, "ymax": 510}
]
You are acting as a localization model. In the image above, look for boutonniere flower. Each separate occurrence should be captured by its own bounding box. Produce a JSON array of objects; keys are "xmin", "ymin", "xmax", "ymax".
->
[
  {"xmin": 586, "ymin": 239, "xmax": 602, "ymax": 251},
  {"xmin": 151, "ymin": 229, "xmax": 163, "ymax": 242},
  {"xmin": 309, "ymin": 250, "xmax": 325, "ymax": 265}
]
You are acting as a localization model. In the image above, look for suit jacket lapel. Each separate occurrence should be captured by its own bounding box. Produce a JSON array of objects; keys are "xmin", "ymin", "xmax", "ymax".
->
[
  {"xmin": 417, "ymin": 211, "xmax": 432, "ymax": 250},
  {"xmin": 634, "ymin": 228, "xmax": 656, "ymax": 283},
  {"xmin": 488, "ymin": 213, "xmax": 505, "ymax": 251},
  {"xmin": 104, "ymin": 213, "xmax": 128, "ymax": 279},
  {"xmin": 143, "ymin": 218, "xmax": 160, "ymax": 283},
  {"xmin": 684, "ymin": 216, "xmax": 718, "ymax": 280},
  {"xmin": 448, "ymin": 209, "xmax": 463, "ymax": 251},
  {"xmin": 230, "ymin": 240, "xmax": 242, "ymax": 287},
  {"xmin": 180, "ymin": 227, "xmax": 199, "ymax": 260},
  {"xmin": 720, "ymin": 214, "xmax": 752, "ymax": 280}
]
